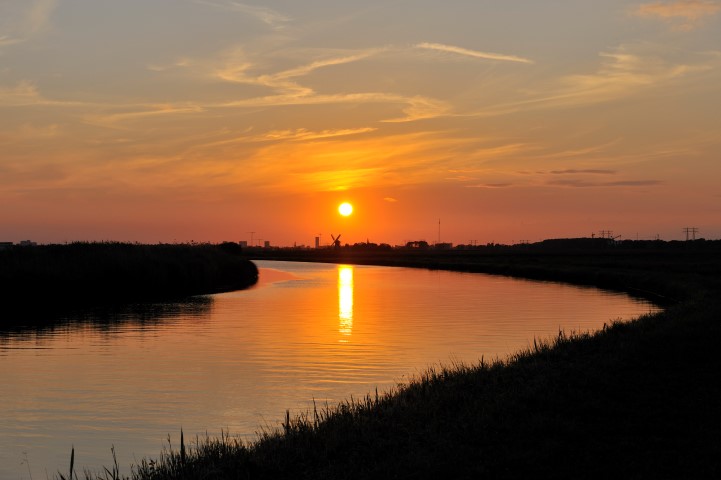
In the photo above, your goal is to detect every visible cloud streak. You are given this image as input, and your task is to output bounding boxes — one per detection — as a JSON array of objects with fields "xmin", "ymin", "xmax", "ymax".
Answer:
[
  {"xmin": 416, "ymin": 42, "xmax": 534, "ymax": 64},
  {"xmin": 0, "ymin": 35, "xmax": 22, "ymax": 48},
  {"xmin": 472, "ymin": 44, "xmax": 715, "ymax": 117},
  {"xmin": 634, "ymin": 1, "xmax": 721, "ymax": 30},
  {"xmin": 196, "ymin": 127, "xmax": 377, "ymax": 149},
  {"xmin": 274, "ymin": 49, "xmax": 384, "ymax": 80},
  {"xmin": 260, "ymin": 127, "xmax": 377, "ymax": 141},
  {"xmin": 467, "ymin": 183, "xmax": 514, "ymax": 189},
  {"xmin": 86, "ymin": 105, "xmax": 206, "ymax": 126},
  {"xmin": 0, "ymin": 81, "xmax": 82, "ymax": 107},
  {"xmin": 548, "ymin": 179, "xmax": 662, "ymax": 188},
  {"xmin": 214, "ymin": 47, "xmax": 385, "ymax": 98},
  {"xmin": 549, "ymin": 169, "xmax": 616, "ymax": 175},
  {"xmin": 238, "ymin": 131, "xmax": 478, "ymax": 192},
  {"xmin": 194, "ymin": 0, "xmax": 290, "ymax": 29},
  {"xmin": 0, "ymin": 0, "xmax": 56, "ymax": 50}
]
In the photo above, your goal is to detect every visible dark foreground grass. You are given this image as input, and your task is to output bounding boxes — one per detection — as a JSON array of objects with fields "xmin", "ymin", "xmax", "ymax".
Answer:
[
  {"xmin": 67, "ymin": 246, "xmax": 721, "ymax": 479},
  {"xmin": 0, "ymin": 242, "xmax": 257, "ymax": 324}
]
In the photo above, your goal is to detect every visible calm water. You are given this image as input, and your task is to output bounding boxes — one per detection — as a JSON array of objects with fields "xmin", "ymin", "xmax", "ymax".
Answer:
[{"xmin": 0, "ymin": 261, "xmax": 657, "ymax": 478}]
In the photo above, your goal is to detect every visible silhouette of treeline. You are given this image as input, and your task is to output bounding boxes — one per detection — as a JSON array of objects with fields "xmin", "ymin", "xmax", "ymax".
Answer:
[
  {"xmin": 0, "ymin": 242, "xmax": 257, "ymax": 320},
  {"xmin": 252, "ymin": 238, "xmax": 721, "ymax": 304},
  {"xmin": 74, "ymin": 241, "xmax": 721, "ymax": 479}
]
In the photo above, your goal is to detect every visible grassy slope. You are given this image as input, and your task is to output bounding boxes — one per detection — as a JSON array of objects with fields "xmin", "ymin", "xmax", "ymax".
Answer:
[{"xmin": 82, "ymin": 245, "xmax": 721, "ymax": 478}]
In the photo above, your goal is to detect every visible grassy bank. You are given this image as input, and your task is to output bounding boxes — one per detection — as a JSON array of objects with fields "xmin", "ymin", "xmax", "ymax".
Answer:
[
  {"xmin": 0, "ymin": 242, "xmax": 258, "ymax": 324},
  {"xmin": 69, "ymin": 245, "xmax": 721, "ymax": 478}
]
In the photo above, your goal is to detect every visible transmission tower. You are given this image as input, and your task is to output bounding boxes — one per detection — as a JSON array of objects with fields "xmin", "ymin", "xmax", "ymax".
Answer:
[{"xmin": 683, "ymin": 227, "xmax": 699, "ymax": 241}]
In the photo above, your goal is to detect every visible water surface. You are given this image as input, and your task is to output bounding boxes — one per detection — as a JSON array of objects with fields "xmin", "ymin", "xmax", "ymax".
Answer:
[{"xmin": 0, "ymin": 261, "xmax": 657, "ymax": 478}]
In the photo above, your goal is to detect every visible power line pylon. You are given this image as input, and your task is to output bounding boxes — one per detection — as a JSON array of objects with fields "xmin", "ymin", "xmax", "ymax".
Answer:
[{"xmin": 683, "ymin": 227, "xmax": 699, "ymax": 241}]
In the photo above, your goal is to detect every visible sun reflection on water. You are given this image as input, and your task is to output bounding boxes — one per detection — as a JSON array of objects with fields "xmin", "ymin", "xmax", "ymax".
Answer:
[{"xmin": 338, "ymin": 265, "xmax": 354, "ymax": 340}]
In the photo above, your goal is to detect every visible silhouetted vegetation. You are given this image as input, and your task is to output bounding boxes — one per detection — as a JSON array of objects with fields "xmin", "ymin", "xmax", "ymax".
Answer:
[
  {"xmin": 0, "ymin": 242, "xmax": 257, "ymax": 325},
  {"xmin": 65, "ymin": 241, "xmax": 720, "ymax": 479},
  {"xmin": 252, "ymin": 239, "xmax": 721, "ymax": 304}
]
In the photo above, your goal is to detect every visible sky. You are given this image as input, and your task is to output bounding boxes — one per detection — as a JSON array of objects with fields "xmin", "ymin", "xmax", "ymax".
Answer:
[{"xmin": 1, "ymin": 0, "xmax": 720, "ymax": 246}]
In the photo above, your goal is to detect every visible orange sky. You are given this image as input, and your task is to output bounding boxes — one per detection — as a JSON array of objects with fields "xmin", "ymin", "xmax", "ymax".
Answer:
[{"xmin": 1, "ymin": 1, "xmax": 720, "ymax": 245}]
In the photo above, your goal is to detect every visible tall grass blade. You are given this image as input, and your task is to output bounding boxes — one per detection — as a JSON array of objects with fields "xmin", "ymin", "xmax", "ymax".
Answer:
[
  {"xmin": 180, "ymin": 428, "xmax": 186, "ymax": 466},
  {"xmin": 69, "ymin": 446, "xmax": 75, "ymax": 480}
]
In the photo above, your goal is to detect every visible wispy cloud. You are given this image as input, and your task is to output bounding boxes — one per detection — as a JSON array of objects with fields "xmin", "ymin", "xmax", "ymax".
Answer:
[
  {"xmin": 467, "ymin": 183, "xmax": 514, "ymax": 189},
  {"xmin": 156, "ymin": 43, "xmax": 522, "ymax": 123},
  {"xmin": 86, "ymin": 104, "xmax": 206, "ymax": 127},
  {"xmin": 416, "ymin": 42, "xmax": 533, "ymax": 64},
  {"xmin": 215, "ymin": 47, "xmax": 383, "ymax": 94},
  {"xmin": 0, "ymin": 123, "xmax": 60, "ymax": 144},
  {"xmin": 194, "ymin": 0, "xmax": 290, "ymax": 29},
  {"xmin": 477, "ymin": 44, "xmax": 713, "ymax": 116},
  {"xmin": 0, "ymin": 35, "xmax": 22, "ymax": 48},
  {"xmin": 549, "ymin": 169, "xmax": 616, "ymax": 174},
  {"xmin": 383, "ymin": 95, "xmax": 452, "ymax": 122},
  {"xmin": 634, "ymin": 1, "xmax": 721, "ymax": 30},
  {"xmin": 218, "ymin": 91, "xmax": 451, "ymax": 122},
  {"xmin": 548, "ymin": 179, "xmax": 662, "ymax": 188},
  {"xmin": 27, "ymin": 0, "xmax": 57, "ymax": 33},
  {"xmin": 147, "ymin": 58, "xmax": 193, "ymax": 72},
  {"xmin": 196, "ymin": 127, "xmax": 377, "ymax": 149},
  {"xmin": 260, "ymin": 127, "xmax": 376, "ymax": 141},
  {"xmin": 237, "ymin": 131, "xmax": 477, "ymax": 192},
  {"xmin": 0, "ymin": 81, "xmax": 46, "ymax": 106},
  {"xmin": 559, "ymin": 48, "xmax": 705, "ymax": 101},
  {"xmin": 274, "ymin": 49, "xmax": 384, "ymax": 80},
  {"xmin": 0, "ymin": 0, "xmax": 56, "ymax": 50},
  {"xmin": 71, "ymin": 44, "xmax": 429, "ymax": 127}
]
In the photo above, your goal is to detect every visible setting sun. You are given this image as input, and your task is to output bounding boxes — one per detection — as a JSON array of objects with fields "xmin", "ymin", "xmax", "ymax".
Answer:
[{"xmin": 338, "ymin": 202, "xmax": 354, "ymax": 217}]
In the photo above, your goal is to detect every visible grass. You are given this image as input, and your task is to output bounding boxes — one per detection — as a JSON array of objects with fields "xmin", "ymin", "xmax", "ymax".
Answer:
[{"xmin": 52, "ymin": 242, "xmax": 721, "ymax": 478}]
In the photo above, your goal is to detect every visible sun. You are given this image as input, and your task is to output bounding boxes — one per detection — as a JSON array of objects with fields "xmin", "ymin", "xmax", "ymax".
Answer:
[{"xmin": 338, "ymin": 202, "xmax": 353, "ymax": 217}]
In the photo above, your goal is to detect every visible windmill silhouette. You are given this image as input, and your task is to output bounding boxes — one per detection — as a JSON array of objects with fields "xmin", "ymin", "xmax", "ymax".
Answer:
[{"xmin": 330, "ymin": 234, "xmax": 342, "ymax": 249}]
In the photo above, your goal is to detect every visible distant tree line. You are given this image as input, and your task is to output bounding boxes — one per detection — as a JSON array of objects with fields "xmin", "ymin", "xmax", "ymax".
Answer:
[{"xmin": 0, "ymin": 242, "xmax": 258, "ymax": 318}]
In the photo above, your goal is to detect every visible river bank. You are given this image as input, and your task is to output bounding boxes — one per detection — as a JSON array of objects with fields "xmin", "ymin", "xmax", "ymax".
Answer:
[
  {"xmin": 64, "ymin": 244, "xmax": 721, "ymax": 478},
  {"xmin": 0, "ymin": 242, "xmax": 258, "ymax": 325}
]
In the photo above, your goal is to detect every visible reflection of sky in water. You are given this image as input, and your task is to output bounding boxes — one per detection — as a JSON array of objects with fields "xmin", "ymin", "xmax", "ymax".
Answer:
[
  {"xmin": 0, "ymin": 260, "xmax": 658, "ymax": 478},
  {"xmin": 338, "ymin": 265, "xmax": 354, "ymax": 339}
]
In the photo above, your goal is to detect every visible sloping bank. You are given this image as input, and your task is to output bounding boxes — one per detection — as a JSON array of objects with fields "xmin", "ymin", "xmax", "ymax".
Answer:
[
  {"xmin": 0, "ymin": 242, "xmax": 258, "ymax": 324},
  {"xmin": 85, "ymin": 247, "xmax": 721, "ymax": 478}
]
